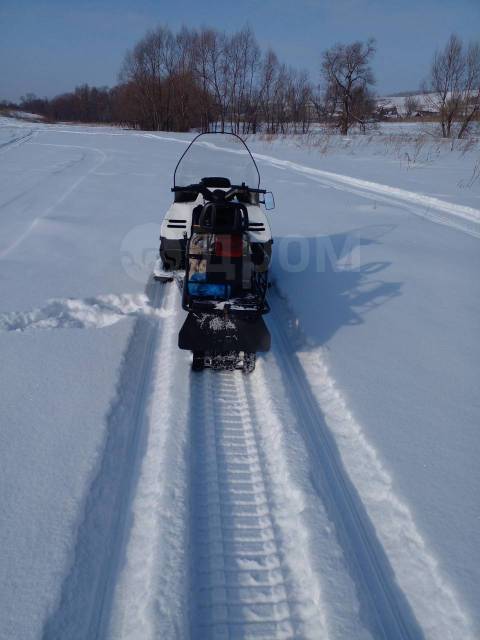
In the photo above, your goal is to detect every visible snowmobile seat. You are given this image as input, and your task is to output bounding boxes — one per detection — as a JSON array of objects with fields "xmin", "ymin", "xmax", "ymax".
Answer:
[{"xmin": 196, "ymin": 202, "xmax": 248, "ymax": 234}]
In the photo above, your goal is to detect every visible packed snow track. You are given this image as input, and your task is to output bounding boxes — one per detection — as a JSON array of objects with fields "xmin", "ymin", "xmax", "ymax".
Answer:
[{"xmin": 42, "ymin": 282, "xmax": 427, "ymax": 639}]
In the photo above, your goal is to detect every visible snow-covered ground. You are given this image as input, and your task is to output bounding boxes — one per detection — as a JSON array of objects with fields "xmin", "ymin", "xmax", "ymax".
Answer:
[
  {"xmin": 0, "ymin": 116, "xmax": 479, "ymax": 639},
  {"xmin": 0, "ymin": 110, "xmax": 46, "ymax": 122}
]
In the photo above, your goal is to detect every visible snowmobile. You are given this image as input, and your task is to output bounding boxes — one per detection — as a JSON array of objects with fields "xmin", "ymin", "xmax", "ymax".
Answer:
[{"xmin": 154, "ymin": 132, "xmax": 275, "ymax": 372}]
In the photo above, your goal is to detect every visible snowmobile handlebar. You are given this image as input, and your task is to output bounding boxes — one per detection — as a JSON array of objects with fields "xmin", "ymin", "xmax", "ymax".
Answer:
[{"xmin": 172, "ymin": 183, "xmax": 266, "ymax": 203}]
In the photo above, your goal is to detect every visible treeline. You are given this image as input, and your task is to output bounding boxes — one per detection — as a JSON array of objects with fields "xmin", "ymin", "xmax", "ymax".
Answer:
[
  {"xmin": 18, "ymin": 26, "xmax": 317, "ymax": 134},
  {"xmin": 17, "ymin": 86, "xmax": 116, "ymax": 123},
  {"xmin": 11, "ymin": 27, "xmax": 480, "ymax": 138}
]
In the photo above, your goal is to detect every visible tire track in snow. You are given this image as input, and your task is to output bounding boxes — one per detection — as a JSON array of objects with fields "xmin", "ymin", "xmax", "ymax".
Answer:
[
  {"xmin": 105, "ymin": 284, "xmax": 192, "ymax": 640},
  {"xmin": 189, "ymin": 369, "xmax": 327, "ymax": 639},
  {"xmin": 36, "ymin": 277, "xmax": 472, "ymax": 639},
  {"xmin": 42, "ymin": 278, "xmax": 168, "ymax": 640},
  {"xmin": 99, "ymin": 286, "xmax": 326, "ymax": 640},
  {"xmin": 0, "ymin": 128, "xmax": 36, "ymax": 154},
  {"xmin": 252, "ymin": 151, "xmax": 480, "ymax": 239},
  {"xmin": 98, "ymin": 285, "xmax": 449, "ymax": 639},
  {"xmin": 266, "ymin": 298, "xmax": 424, "ymax": 640},
  {"xmin": 267, "ymin": 291, "xmax": 474, "ymax": 640},
  {"xmin": 0, "ymin": 140, "xmax": 107, "ymax": 259}
]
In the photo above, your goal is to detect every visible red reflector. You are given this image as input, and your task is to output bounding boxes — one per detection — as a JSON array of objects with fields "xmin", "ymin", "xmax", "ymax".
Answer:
[{"xmin": 215, "ymin": 234, "xmax": 243, "ymax": 257}]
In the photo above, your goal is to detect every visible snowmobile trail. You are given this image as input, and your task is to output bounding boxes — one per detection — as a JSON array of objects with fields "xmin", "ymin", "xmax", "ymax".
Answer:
[
  {"xmin": 0, "ymin": 127, "xmax": 36, "ymax": 154},
  {"xmin": 106, "ymin": 283, "xmax": 192, "ymax": 640},
  {"xmin": 252, "ymin": 152, "xmax": 480, "ymax": 239},
  {"xmin": 41, "ymin": 282, "xmax": 468, "ymax": 640},
  {"xmin": 42, "ymin": 278, "xmax": 168, "ymax": 640},
  {"xmin": 188, "ymin": 367, "xmax": 327, "ymax": 639},
  {"xmin": 187, "ymin": 309, "xmax": 428, "ymax": 640},
  {"xmin": 263, "ymin": 291, "xmax": 473, "ymax": 640},
  {"xmin": 107, "ymin": 303, "xmax": 325, "ymax": 640},
  {"xmin": 0, "ymin": 138, "xmax": 107, "ymax": 259},
  {"xmin": 101, "ymin": 286, "xmax": 427, "ymax": 639},
  {"xmin": 266, "ymin": 298, "xmax": 425, "ymax": 640},
  {"xmin": 104, "ymin": 280, "xmax": 326, "ymax": 639}
]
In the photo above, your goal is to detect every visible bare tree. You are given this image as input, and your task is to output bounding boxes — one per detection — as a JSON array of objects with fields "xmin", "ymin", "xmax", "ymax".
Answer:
[
  {"xmin": 192, "ymin": 28, "xmax": 221, "ymax": 131},
  {"xmin": 311, "ymin": 82, "xmax": 337, "ymax": 124},
  {"xmin": 424, "ymin": 34, "xmax": 464, "ymax": 137},
  {"xmin": 286, "ymin": 70, "xmax": 313, "ymax": 133},
  {"xmin": 424, "ymin": 34, "xmax": 480, "ymax": 138},
  {"xmin": 258, "ymin": 50, "xmax": 279, "ymax": 133},
  {"xmin": 194, "ymin": 28, "xmax": 231, "ymax": 132},
  {"xmin": 458, "ymin": 41, "xmax": 480, "ymax": 138},
  {"xmin": 321, "ymin": 39, "xmax": 376, "ymax": 134},
  {"xmin": 350, "ymin": 86, "xmax": 376, "ymax": 132},
  {"xmin": 271, "ymin": 63, "xmax": 290, "ymax": 133},
  {"xmin": 229, "ymin": 26, "xmax": 261, "ymax": 134},
  {"xmin": 404, "ymin": 95, "xmax": 420, "ymax": 117}
]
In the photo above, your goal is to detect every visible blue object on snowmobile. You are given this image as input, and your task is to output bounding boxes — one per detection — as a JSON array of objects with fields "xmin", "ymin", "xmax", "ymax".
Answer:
[{"xmin": 187, "ymin": 272, "xmax": 231, "ymax": 299}]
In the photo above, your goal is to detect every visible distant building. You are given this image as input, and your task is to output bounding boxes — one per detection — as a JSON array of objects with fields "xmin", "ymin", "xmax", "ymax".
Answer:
[{"xmin": 377, "ymin": 105, "xmax": 399, "ymax": 119}]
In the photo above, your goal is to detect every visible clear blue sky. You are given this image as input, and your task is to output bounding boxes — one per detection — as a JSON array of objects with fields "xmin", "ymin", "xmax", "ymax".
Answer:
[{"xmin": 1, "ymin": 0, "xmax": 479, "ymax": 102}]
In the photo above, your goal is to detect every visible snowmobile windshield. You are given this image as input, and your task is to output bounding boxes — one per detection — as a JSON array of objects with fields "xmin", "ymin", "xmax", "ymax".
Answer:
[{"xmin": 174, "ymin": 132, "xmax": 260, "ymax": 190}]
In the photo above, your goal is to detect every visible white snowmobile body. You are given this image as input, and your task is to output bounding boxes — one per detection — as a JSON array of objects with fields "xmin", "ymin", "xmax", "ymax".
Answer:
[
  {"xmin": 162, "ymin": 193, "xmax": 271, "ymax": 244},
  {"xmin": 154, "ymin": 132, "xmax": 274, "ymax": 372},
  {"xmin": 158, "ymin": 191, "xmax": 272, "ymax": 272}
]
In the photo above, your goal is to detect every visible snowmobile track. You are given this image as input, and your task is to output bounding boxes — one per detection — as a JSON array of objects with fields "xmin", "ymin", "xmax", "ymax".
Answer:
[
  {"xmin": 42, "ymin": 278, "xmax": 167, "ymax": 640},
  {"xmin": 0, "ymin": 128, "xmax": 36, "ymax": 154},
  {"xmin": 0, "ymin": 137, "xmax": 108, "ymax": 259},
  {"xmin": 267, "ymin": 293, "xmax": 425, "ymax": 640},
  {"xmin": 42, "ymin": 282, "xmax": 426, "ymax": 640},
  {"xmin": 189, "ymin": 370, "xmax": 306, "ymax": 639}
]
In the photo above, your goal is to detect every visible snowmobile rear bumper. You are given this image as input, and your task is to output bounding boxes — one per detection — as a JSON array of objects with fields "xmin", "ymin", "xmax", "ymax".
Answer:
[{"xmin": 178, "ymin": 312, "xmax": 270, "ymax": 353}]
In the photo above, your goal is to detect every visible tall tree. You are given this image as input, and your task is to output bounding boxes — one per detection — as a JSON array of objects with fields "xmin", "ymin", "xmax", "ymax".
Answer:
[
  {"xmin": 321, "ymin": 39, "xmax": 376, "ymax": 134},
  {"xmin": 424, "ymin": 34, "xmax": 480, "ymax": 138}
]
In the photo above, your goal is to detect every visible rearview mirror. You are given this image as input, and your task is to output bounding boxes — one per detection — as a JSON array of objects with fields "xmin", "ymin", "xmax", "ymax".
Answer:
[{"xmin": 263, "ymin": 192, "xmax": 275, "ymax": 210}]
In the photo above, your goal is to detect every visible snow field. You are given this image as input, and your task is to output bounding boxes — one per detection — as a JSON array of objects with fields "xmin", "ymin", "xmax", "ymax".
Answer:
[{"xmin": 0, "ymin": 117, "xmax": 478, "ymax": 639}]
